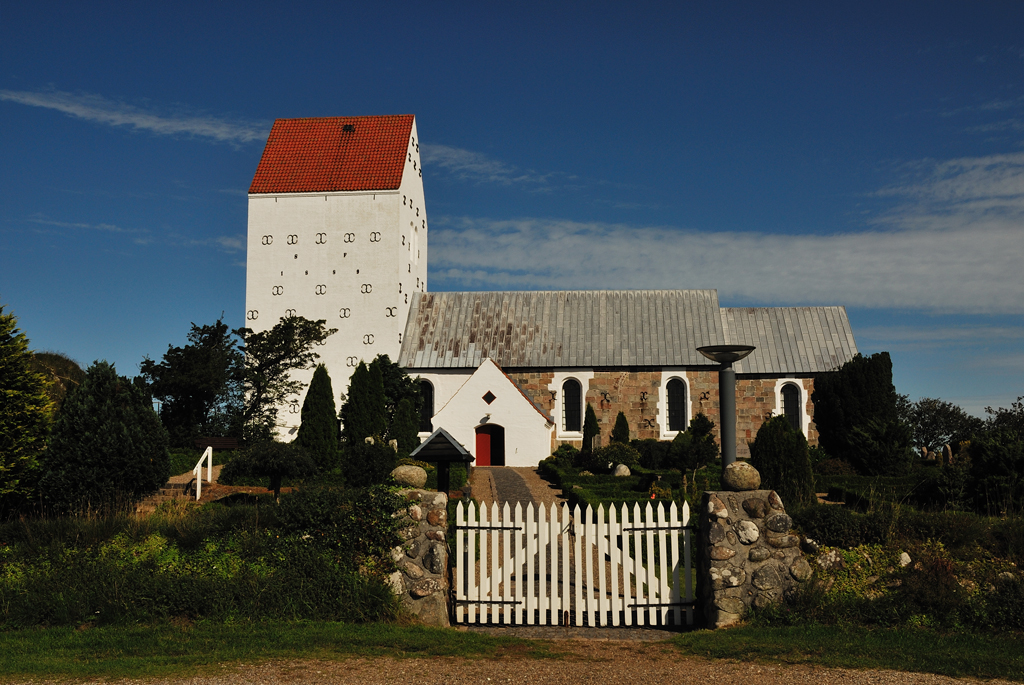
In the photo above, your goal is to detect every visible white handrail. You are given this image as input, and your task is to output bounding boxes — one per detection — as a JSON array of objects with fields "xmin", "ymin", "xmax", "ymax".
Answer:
[{"xmin": 192, "ymin": 446, "xmax": 213, "ymax": 501}]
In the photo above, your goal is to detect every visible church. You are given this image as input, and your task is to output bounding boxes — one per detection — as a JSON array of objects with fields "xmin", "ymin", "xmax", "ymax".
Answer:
[{"xmin": 245, "ymin": 115, "xmax": 859, "ymax": 466}]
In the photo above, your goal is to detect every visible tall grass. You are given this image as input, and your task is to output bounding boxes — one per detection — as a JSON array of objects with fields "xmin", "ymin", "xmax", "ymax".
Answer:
[{"xmin": 0, "ymin": 490, "xmax": 402, "ymax": 628}]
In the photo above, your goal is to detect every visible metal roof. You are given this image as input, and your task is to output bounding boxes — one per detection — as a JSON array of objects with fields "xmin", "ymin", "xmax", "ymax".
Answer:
[
  {"xmin": 720, "ymin": 307, "xmax": 859, "ymax": 375},
  {"xmin": 399, "ymin": 290, "xmax": 726, "ymax": 369}
]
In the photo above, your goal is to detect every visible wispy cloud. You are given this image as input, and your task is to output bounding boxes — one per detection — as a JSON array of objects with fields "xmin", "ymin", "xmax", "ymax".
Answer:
[
  {"xmin": 28, "ymin": 215, "xmax": 243, "ymax": 253},
  {"xmin": 429, "ymin": 216, "xmax": 1023, "ymax": 313},
  {"xmin": 0, "ymin": 89, "xmax": 268, "ymax": 145},
  {"xmin": 429, "ymin": 148, "xmax": 1024, "ymax": 313},
  {"xmin": 422, "ymin": 144, "xmax": 556, "ymax": 187}
]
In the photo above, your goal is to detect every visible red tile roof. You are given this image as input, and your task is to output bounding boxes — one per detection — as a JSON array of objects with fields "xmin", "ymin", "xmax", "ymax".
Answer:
[{"xmin": 249, "ymin": 115, "xmax": 414, "ymax": 194}]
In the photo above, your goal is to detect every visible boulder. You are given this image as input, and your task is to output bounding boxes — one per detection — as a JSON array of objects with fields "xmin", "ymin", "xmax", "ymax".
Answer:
[
  {"xmin": 392, "ymin": 465, "xmax": 428, "ymax": 488},
  {"xmin": 722, "ymin": 462, "xmax": 761, "ymax": 491},
  {"xmin": 613, "ymin": 464, "xmax": 631, "ymax": 477}
]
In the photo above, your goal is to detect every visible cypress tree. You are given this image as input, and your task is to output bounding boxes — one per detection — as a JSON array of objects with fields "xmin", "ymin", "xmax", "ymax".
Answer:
[
  {"xmin": 339, "ymin": 361, "xmax": 387, "ymax": 444},
  {"xmin": 611, "ymin": 411, "xmax": 630, "ymax": 444},
  {"xmin": 389, "ymin": 397, "xmax": 421, "ymax": 459},
  {"xmin": 0, "ymin": 305, "xmax": 53, "ymax": 504},
  {"xmin": 582, "ymin": 403, "xmax": 600, "ymax": 454},
  {"xmin": 41, "ymin": 361, "xmax": 170, "ymax": 513},
  {"xmin": 811, "ymin": 352, "xmax": 900, "ymax": 467},
  {"xmin": 749, "ymin": 415, "xmax": 815, "ymax": 507},
  {"xmin": 297, "ymin": 364, "xmax": 339, "ymax": 471}
]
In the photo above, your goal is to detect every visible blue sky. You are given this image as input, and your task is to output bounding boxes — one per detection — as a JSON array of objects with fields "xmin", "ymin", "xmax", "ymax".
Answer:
[{"xmin": 2, "ymin": 1, "xmax": 1023, "ymax": 416}]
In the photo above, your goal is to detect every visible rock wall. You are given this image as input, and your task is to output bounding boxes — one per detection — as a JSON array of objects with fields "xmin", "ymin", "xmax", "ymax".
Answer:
[
  {"xmin": 391, "ymin": 489, "xmax": 449, "ymax": 626},
  {"xmin": 700, "ymin": 488, "xmax": 813, "ymax": 628}
]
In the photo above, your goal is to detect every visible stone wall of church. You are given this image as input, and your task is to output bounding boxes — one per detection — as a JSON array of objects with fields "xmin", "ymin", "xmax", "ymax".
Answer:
[{"xmin": 509, "ymin": 369, "xmax": 818, "ymax": 460}]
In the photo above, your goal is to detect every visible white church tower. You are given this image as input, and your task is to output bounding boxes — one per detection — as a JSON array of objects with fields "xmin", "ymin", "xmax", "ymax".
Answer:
[{"xmin": 245, "ymin": 115, "xmax": 427, "ymax": 437}]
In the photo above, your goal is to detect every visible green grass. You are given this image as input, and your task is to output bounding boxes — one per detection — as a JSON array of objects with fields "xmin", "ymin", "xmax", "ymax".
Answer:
[
  {"xmin": 672, "ymin": 624, "xmax": 1024, "ymax": 681},
  {"xmin": 3, "ymin": 621, "xmax": 1024, "ymax": 681},
  {"xmin": 0, "ymin": 622, "xmax": 552, "ymax": 681}
]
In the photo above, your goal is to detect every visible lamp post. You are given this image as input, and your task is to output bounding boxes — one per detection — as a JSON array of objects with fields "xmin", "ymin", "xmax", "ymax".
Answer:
[{"xmin": 697, "ymin": 345, "xmax": 756, "ymax": 469}]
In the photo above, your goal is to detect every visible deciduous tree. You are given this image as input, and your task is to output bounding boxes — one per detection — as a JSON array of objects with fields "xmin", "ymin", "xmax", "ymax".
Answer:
[
  {"xmin": 140, "ymin": 319, "xmax": 243, "ymax": 447},
  {"xmin": 234, "ymin": 316, "xmax": 336, "ymax": 442}
]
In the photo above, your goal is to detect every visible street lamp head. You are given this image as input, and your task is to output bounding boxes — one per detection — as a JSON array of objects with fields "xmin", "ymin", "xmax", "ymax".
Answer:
[{"xmin": 697, "ymin": 345, "xmax": 756, "ymax": 364}]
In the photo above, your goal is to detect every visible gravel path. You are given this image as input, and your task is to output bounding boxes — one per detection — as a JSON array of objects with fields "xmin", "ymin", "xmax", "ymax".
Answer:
[{"xmin": 25, "ymin": 642, "xmax": 1015, "ymax": 684}]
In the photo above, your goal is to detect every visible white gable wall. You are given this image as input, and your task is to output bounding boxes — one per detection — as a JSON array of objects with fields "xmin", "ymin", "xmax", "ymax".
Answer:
[{"xmin": 429, "ymin": 360, "xmax": 553, "ymax": 467}]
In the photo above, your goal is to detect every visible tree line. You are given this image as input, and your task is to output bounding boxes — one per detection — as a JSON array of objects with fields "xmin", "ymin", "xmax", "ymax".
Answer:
[{"xmin": 1, "ymin": 303, "xmax": 422, "ymax": 516}]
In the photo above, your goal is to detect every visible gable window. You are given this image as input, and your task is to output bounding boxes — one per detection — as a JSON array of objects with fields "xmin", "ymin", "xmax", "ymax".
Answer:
[
  {"xmin": 667, "ymin": 378, "xmax": 688, "ymax": 431},
  {"xmin": 419, "ymin": 380, "xmax": 434, "ymax": 433},
  {"xmin": 562, "ymin": 378, "xmax": 582, "ymax": 432},
  {"xmin": 781, "ymin": 383, "xmax": 801, "ymax": 433}
]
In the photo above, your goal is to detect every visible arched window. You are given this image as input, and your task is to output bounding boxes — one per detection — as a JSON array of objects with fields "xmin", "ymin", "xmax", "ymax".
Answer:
[
  {"xmin": 562, "ymin": 378, "xmax": 582, "ymax": 432},
  {"xmin": 667, "ymin": 378, "xmax": 688, "ymax": 432},
  {"xmin": 781, "ymin": 383, "xmax": 801, "ymax": 433},
  {"xmin": 419, "ymin": 380, "xmax": 434, "ymax": 433}
]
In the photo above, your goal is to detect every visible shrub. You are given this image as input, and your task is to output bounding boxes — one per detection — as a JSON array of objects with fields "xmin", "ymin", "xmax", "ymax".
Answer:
[
  {"xmin": 550, "ymin": 443, "xmax": 580, "ymax": 465},
  {"xmin": 594, "ymin": 441, "xmax": 641, "ymax": 470},
  {"xmin": 582, "ymin": 403, "xmax": 599, "ymax": 454},
  {"xmin": 343, "ymin": 438, "xmax": 398, "ymax": 488},
  {"xmin": 41, "ymin": 361, "xmax": 169, "ymax": 514},
  {"xmin": 669, "ymin": 413, "xmax": 718, "ymax": 472},
  {"xmin": 848, "ymin": 419, "xmax": 915, "ymax": 476},
  {"xmin": 632, "ymin": 439, "xmax": 671, "ymax": 469},
  {"xmin": 749, "ymin": 415, "xmax": 816, "ymax": 507},
  {"xmin": 220, "ymin": 440, "xmax": 317, "ymax": 500},
  {"xmin": 611, "ymin": 411, "xmax": 630, "ymax": 443},
  {"xmin": 297, "ymin": 364, "xmax": 340, "ymax": 472}
]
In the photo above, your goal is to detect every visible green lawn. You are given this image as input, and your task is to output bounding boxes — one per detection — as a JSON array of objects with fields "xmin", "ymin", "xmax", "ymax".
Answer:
[
  {"xmin": 2, "ymin": 621, "xmax": 1023, "ymax": 682},
  {"xmin": 672, "ymin": 624, "xmax": 1024, "ymax": 681}
]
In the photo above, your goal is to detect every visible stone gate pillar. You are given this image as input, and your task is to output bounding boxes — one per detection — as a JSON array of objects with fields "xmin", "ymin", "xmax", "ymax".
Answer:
[{"xmin": 699, "ymin": 463, "xmax": 813, "ymax": 628}]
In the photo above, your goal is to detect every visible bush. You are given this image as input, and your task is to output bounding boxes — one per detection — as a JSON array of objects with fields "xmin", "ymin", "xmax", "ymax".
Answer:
[
  {"xmin": 848, "ymin": 419, "xmax": 915, "ymax": 476},
  {"xmin": 550, "ymin": 443, "xmax": 580, "ymax": 465},
  {"xmin": 611, "ymin": 411, "xmax": 630, "ymax": 443},
  {"xmin": 41, "ymin": 361, "xmax": 170, "ymax": 514},
  {"xmin": 749, "ymin": 415, "xmax": 816, "ymax": 507},
  {"xmin": 594, "ymin": 441, "xmax": 641, "ymax": 470},
  {"xmin": 296, "ymin": 364, "xmax": 340, "ymax": 472},
  {"xmin": 343, "ymin": 439, "xmax": 398, "ymax": 488},
  {"xmin": 632, "ymin": 439, "xmax": 672, "ymax": 469},
  {"xmin": 669, "ymin": 413, "xmax": 718, "ymax": 471},
  {"xmin": 0, "ymin": 503, "xmax": 399, "ymax": 626},
  {"xmin": 220, "ymin": 440, "xmax": 317, "ymax": 499},
  {"xmin": 582, "ymin": 403, "xmax": 599, "ymax": 454}
]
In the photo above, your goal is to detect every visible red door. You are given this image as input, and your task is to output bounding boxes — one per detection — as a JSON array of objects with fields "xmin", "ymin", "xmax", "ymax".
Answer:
[{"xmin": 475, "ymin": 428, "xmax": 491, "ymax": 466}]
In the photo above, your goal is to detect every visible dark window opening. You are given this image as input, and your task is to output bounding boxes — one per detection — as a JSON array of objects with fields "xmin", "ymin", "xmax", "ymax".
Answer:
[
  {"xmin": 562, "ymin": 379, "xmax": 582, "ymax": 432},
  {"xmin": 782, "ymin": 383, "xmax": 801, "ymax": 433},
  {"xmin": 667, "ymin": 378, "xmax": 687, "ymax": 432},
  {"xmin": 419, "ymin": 380, "xmax": 434, "ymax": 433}
]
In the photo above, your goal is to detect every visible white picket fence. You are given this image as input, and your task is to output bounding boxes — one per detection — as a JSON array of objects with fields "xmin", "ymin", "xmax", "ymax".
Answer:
[{"xmin": 454, "ymin": 500, "xmax": 692, "ymax": 627}]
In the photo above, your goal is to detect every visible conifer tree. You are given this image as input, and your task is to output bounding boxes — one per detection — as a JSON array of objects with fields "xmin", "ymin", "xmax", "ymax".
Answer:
[
  {"xmin": 749, "ymin": 415, "xmax": 815, "ymax": 507},
  {"xmin": 389, "ymin": 397, "xmax": 421, "ymax": 459},
  {"xmin": 297, "ymin": 364, "xmax": 339, "ymax": 471},
  {"xmin": 41, "ymin": 361, "xmax": 170, "ymax": 513},
  {"xmin": 339, "ymin": 361, "xmax": 387, "ymax": 444},
  {"xmin": 0, "ymin": 305, "xmax": 53, "ymax": 503},
  {"xmin": 582, "ymin": 403, "xmax": 600, "ymax": 454},
  {"xmin": 611, "ymin": 411, "xmax": 630, "ymax": 444},
  {"xmin": 811, "ymin": 352, "xmax": 901, "ymax": 468}
]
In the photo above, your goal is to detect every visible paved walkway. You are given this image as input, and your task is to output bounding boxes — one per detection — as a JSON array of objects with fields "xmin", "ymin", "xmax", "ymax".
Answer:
[{"xmin": 469, "ymin": 467, "xmax": 566, "ymax": 510}]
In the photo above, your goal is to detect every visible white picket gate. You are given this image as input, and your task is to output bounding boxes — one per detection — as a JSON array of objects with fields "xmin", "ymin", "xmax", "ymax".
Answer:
[{"xmin": 453, "ymin": 501, "xmax": 692, "ymax": 627}]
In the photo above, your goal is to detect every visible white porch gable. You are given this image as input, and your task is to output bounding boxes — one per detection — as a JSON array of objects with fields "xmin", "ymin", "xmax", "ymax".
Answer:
[{"xmin": 431, "ymin": 359, "xmax": 553, "ymax": 467}]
